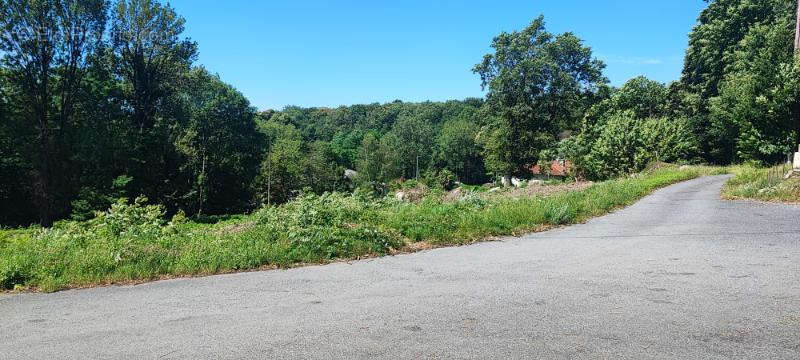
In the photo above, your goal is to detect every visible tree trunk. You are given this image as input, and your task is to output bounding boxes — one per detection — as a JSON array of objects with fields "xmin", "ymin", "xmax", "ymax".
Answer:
[
  {"xmin": 37, "ymin": 127, "xmax": 54, "ymax": 227},
  {"xmin": 267, "ymin": 150, "xmax": 272, "ymax": 206},
  {"xmin": 198, "ymin": 155, "xmax": 206, "ymax": 217}
]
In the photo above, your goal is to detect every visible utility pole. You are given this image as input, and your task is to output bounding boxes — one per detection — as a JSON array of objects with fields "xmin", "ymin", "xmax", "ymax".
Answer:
[
  {"xmin": 795, "ymin": 0, "xmax": 800, "ymax": 51},
  {"xmin": 266, "ymin": 137, "xmax": 271, "ymax": 206}
]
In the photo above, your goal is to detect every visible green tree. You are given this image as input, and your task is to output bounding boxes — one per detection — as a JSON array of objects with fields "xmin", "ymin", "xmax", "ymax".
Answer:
[
  {"xmin": 613, "ymin": 76, "xmax": 668, "ymax": 119},
  {"xmin": 473, "ymin": 16, "xmax": 607, "ymax": 179},
  {"xmin": 306, "ymin": 140, "xmax": 346, "ymax": 194},
  {"xmin": 583, "ymin": 111, "xmax": 649, "ymax": 179},
  {"xmin": 176, "ymin": 68, "xmax": 263, "ymax": 215},
  {"xmin": 0, "ymin": 0, "xmax": 107, "ymax": 225},
  {"xmin": 110, "ymin": 0, "xmax": 198, "ymax": 208},
  {"xmin": 436, "ymin": 118, "xmax": 486, "ymax": 184},
  {"xmin": 709, "ymin": 20, "xmax": 798, "ymax": 164},
  {"xmin": 355, "ymin": 132, "xmax": 384, "ymax": 183},
  {"xmin": 681, "ymin": 0, "xmax": 797, "ymax": 163},
  {"xmin": 257, "ymin": 126, "xmax": 305, "ymax": 205},
  {"xmin": 390, "ymin": 113, "xmax": 434, "ymax": 179}
]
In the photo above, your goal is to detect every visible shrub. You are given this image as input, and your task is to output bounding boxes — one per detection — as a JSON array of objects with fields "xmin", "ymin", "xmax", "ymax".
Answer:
[
  {"xmin": 578, "ymin": 112, "xmax": 699, "ymax": 180},
  {"xmin": 423, "ymin": 169, "xmax": 458, "ymax": 190}
]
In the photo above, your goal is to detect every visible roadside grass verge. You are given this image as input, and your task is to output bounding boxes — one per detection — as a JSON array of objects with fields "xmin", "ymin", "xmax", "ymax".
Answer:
[
  {"xmin": 722, "ymin": 164, "xmax": 800, "ymax": 203},
  {"xmin": 1, "ymin": 165, "xmax": 720, "ymax": 292}
]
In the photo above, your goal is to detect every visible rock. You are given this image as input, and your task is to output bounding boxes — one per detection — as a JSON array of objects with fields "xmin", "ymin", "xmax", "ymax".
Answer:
[
  {"xmin": 511, "ymin": 177, "xmax": 523, "ymax": 188},
  {"xmin": 500, "ymin": 176, "xmax": 511, "ymax": 187},
  {"xmin": 344, "ymin": 169, "xmax": 358, "ymax": 180},
  {"xmin": 794, "ymin": 149, "xmax": 800, "ymax": 170},
  {"xmin": 528, "ymin": 180, "xmax": 544, "ymax": 186},
  {"xmin": 443, "ymin": 187, "xmax": 463, "ymax": 202},
  {"xmin": 395, "ymin": 187, "xmax": 426, "ymax": 203},
  {"xmin": 488, "ymin": 187, "xmax": 502, "ymax": 193}
]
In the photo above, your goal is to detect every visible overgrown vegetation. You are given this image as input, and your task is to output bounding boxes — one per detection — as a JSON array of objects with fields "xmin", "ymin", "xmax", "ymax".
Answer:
[
  {"xmin": 0, "ymin": 1, "xmax": 797, "ymax": 292},
  {"xmin": 2, "ymin": 0, "xmax": 798, "ymax": 227},
  {"xmin": 0, "ymin": 166, "xmax": 721, "ymax": 292},
  {"xmin": 722, "ymin": 165, "xmax": 800, "ymax": 203}
]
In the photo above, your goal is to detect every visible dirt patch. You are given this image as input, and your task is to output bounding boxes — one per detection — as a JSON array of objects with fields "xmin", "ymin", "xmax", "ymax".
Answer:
[
  {"xmin": 399, "ymin": 241, "xmax": 434, "ymax": 252},
  {"xmin": 483, "ymin": 181, "xmax": 593, "ymax": 200},
  {"xmin": 442, "ymin": 187, "xmax": 464, "ymax": 202}
]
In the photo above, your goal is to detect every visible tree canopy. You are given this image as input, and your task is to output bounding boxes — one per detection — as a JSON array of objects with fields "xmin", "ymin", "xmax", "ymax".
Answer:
[
  {"xmin": 473, "ymin": 16, "xmax": 607, "ymax": 177},
  {"xmin": 1, "ymin": 1, "xmax": 799, "ymax": 227}
]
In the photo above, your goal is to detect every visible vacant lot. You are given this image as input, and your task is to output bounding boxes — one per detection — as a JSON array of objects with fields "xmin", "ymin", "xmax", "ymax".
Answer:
[
  {"xmin": 1, "ymin": 166, "xmax": 723, "ymax": 292},
  {"xmin": 2, "ymin": 175, "xmax": 798, "ymax": 359}
]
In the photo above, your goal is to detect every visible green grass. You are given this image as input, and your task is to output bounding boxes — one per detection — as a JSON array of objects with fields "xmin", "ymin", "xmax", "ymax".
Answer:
[
  {"xmin": 722, "ymin": 164, "xmax": 800, "ymax": 203},
  {"xmin": 0, "ymin": 165, "xmax": 721, "ymax": 292}
]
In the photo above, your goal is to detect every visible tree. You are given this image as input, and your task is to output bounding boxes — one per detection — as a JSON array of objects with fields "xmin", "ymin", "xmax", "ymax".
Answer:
[
  {"xmin": 708, "ymin": 8, "xmax": 798, "ymax": 164},
  {"xmin": 355, "ymin": 132, "xmax": 384, "ymax": 183},
  {"xmin": 176, "ymin": 68, "xmax": 263, "ymax": 215},
  {"xmin": 436, "ymin": 118, "xmax": 486, "ymax": 184},
  {"xmin": 0, "ymin": 0, "xmax": 107, "ymax": 225},
  {"xmin": 110, "ymin": 0, "xmax": 198, "ymax": 208},
  {"xmin": 305, "ymin": 140, "xmax": 346, "ymax": 194},
  {"xmin": 473, "ymin": 16, "xmax": 607, "ymax": 179},
  {"xmin": 613, "ymin": 76, "xmax": 668, "ymax": 119},
  {"xmin": 330, "ymin": 129, "xmax": 364, "ymax": 170},
  {"xmin": 0, "ymin": 68, "xmax": 37, "ymax": 225},
  {"xmin": 681, "ymin": 0, "xmax": 797, "ymax": 163},
  {"xmin": 390, "ymin": 113, "xmax": 434, "ymax": 179},
  {"xmin": 256, "ymin": 123, "xmax": 304, "ymax": 205}
]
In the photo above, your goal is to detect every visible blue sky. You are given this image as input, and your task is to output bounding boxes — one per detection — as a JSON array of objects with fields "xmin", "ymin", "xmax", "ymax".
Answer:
[{"xmin": 169, "ymin": 0, "xmax": 707, "ymax": 110}]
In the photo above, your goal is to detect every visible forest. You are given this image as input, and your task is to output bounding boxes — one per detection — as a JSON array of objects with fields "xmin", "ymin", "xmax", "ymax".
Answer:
[{"xmin": 1, "ymin": 0, "xmax": 799, "ymax": 228}]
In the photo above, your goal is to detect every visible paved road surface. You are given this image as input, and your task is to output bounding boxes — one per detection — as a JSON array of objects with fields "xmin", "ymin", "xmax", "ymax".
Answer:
[{"xmin": 2, "ymin": 175, "xmax": 799, "ymax": 359}]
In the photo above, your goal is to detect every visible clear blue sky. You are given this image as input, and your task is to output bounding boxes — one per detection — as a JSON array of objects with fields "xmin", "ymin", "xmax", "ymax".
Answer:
[{"xmin": 169, "ymin": 0, "xmax": 707, "ymax": 111}]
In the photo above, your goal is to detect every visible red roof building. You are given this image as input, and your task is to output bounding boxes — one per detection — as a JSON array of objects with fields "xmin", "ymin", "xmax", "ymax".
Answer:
[{"xmin": 530, "ymin": 160, "xmax": 573, "ymax": 177}]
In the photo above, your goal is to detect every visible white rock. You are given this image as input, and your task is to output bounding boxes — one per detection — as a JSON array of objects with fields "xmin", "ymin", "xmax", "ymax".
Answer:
[
  {"xmin": 488, "ymin": 187, "xmax": 502, "ymax": 193},
  {"xmin": 511, "ymin": 177, "xmax": 523, "ymax": 188},
  {"xmin": 395, "ymin": 191, "xmax": 406, "ymax": 201}
]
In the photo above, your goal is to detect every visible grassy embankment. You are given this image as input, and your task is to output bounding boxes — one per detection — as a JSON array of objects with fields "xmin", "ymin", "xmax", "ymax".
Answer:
[
  {"xmin": 722, "ymin": 164, "xmax": 800, "ymax": 203},
  {"xmin": 0, "ymin": 165, "xmax": 725, "ymax": 292}
]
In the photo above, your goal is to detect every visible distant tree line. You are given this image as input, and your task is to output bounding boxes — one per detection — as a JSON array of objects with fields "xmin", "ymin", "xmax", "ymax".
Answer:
[{"xmin": 1, "ymin": 0, "xmax": 798, "ymax": 226}]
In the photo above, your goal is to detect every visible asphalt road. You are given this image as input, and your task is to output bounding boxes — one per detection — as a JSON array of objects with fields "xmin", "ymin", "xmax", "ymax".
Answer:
[{"xmin": 2, "ymin": 175, "xmax": 800, "ymax": 359}]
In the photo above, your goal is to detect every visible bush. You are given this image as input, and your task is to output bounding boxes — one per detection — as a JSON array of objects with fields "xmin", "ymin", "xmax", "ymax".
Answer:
[
  {"xmin": 70, "ymin": 175, "xmax": 133, "ymax": 221},
  {"xmin": 578, "ymin": 112, "xmax": 699, "ymax": 180},
  {"xmin": 254, "ymin": 192, "xmax": 401, "ymax": 259},
  {"xmin": 0, "ymin": 167, "xmax": 710, "ymax": 292},
  {"xmin": 0, "ymin": 196, "xmax": 168, "ymax": 291},
  {"xmin": 582, "ymin": 111, "xmax": 649, "ymax": 179},
  {"xmin": 423, "ymin": 169, "xmax": 457, "ymax": 190}
]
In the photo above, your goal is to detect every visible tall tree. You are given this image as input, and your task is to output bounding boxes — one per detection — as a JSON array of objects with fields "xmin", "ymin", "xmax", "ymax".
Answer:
[
  {"xmin": 473, "ymin": 16, "xmax": 606, "ymax": 179},
  {"xmin": 176, "ymin": 68, "xmax": 263, "ymax": 215},
  {"xmin": 110, "ymin": 0, "xmax": 197, "ymax": 207},
  {"xmin": 0, "ymin": 0, "xmax": 107, "ymax": 225},
  {"xmin": 389, "ymin": 113, "xmax": 434, "ymax": 179},
  {"xmin": 681, "ymin": 0, "xmax": 797, "ymax": 163},
  {"xmin": 436, "ymin": 118, "xmax": 486, "ymax": 184}
]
